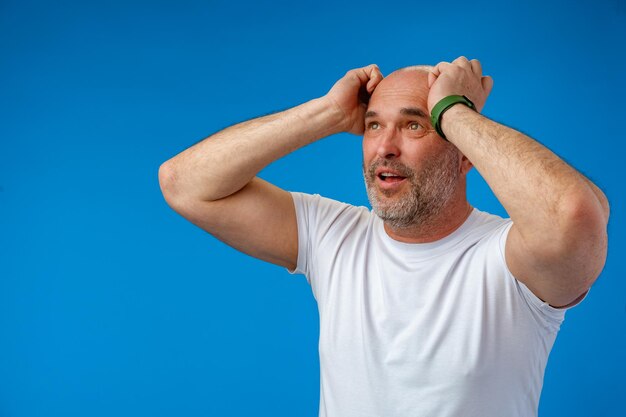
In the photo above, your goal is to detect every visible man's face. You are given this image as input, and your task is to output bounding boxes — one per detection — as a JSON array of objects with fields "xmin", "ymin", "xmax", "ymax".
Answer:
[{"xmin": 362, "ymin": 69, "xmax": 463, "ymax": 228}]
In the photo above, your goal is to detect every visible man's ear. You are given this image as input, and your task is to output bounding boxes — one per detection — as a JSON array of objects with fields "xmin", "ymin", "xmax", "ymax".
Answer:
[{"xmin": 460, "ymin": 154, "xmax": 473, "ymax": 175}]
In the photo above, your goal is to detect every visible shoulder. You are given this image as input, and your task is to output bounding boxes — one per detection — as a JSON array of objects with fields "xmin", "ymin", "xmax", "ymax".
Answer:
[
  {"xmin": 291, "ymin": 191, "xmax": 368, "ymax": 212},
  {"xmin": 290, "ymin": 191, "xmax": 373, "ymax": 241},
  {"xmin": 288, "ymin": 192, "xmax": 374, "ymax": 278},
  {"xmin": 291, "ymin": 192, "xmax": 371, "ymax": 223}
]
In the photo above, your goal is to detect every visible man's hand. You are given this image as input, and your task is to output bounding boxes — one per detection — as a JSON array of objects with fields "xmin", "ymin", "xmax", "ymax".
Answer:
[
  {"xmin": 427, "ymin": 56, "xmax": 494, "ymax": 113},
  {"xmin": 324, "ymin": 64, "xmax": 384, "ymax": 135}
]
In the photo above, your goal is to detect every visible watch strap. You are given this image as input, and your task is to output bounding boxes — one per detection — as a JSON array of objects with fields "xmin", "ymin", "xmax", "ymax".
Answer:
[{"xmin": 430, "ymin": 95, "xmax": 476, "ymax": 141}]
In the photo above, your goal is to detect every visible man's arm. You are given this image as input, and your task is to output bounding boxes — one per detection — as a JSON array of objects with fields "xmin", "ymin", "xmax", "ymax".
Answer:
[
  {"xmin": 158, "ymin": 65, "xmax": 383, "ymax": 271},
  {"xmin": 428, "ymin": 57, "xmax": 609, "ymax": 308}
]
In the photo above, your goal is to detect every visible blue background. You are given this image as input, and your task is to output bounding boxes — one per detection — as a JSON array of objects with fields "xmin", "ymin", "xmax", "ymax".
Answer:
[{"xmin": 1, "ymin": 0, "xmax": 624, "ymax": 416}]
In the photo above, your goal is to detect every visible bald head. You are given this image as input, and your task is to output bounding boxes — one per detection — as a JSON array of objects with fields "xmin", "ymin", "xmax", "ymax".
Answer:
[
  {"xmin": 395, "ymin": 65, "xmax": 434, "ymax": 74},
  {"xmin": 370, "ymin": 65, "xmax": 433, "ymax": 98},
  {"xmin": 367, "ymin": 65, "xmax": 432, "ymax": 118}
]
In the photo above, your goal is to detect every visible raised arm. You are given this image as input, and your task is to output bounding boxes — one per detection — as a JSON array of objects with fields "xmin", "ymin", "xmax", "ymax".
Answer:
[
  {"xmin": 158, "ymin": 65, "xmax": 383, "ymax": 270},
  {"xmin": 427, "ymin": 56, "xmax": 609, "ymax": 308}
]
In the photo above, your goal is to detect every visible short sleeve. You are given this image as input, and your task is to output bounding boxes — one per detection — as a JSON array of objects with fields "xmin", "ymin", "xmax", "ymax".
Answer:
[
  {"xmin": 284, "ymin": 192, "xmax": 353, "ymax": 276},
  {"xmin": 286, "ymin": 192, "xmax": 315, "ymax": 278},
  {"xmin": 285, "ymin": 192, "xmax": 369, "ymax": 292},
  {"xmin": 496, "ymin": 222, "xmax": 590, "ymax": 332}
]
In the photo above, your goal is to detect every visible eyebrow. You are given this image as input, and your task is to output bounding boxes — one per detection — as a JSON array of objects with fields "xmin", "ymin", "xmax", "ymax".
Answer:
[
  {"xmin": 364, "ymin": 107, "xmax": 429, "ymax": 120},
  {"xmin": 400, "ymin": 107, "xmax": 428, "ymax": 118}
]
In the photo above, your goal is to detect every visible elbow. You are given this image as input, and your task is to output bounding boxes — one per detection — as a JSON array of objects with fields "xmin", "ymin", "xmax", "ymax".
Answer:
[
  {"xmin": 561, "ymin": 191, "xmax": 609, "ymax": 237},
  {"xmin": 158, "ymin": 161, "xmax": 183, "ymax": 209},
  {"xmin": 596, "ymin": 190, "xmax": 610, "ymax": 224},
  {"xmin": 557, "ymin": 193, "xmax": 609, "ymax": 283},
  {"xmin": 158, "ymin": 161, "xmax": 172, "ymax": 196}
]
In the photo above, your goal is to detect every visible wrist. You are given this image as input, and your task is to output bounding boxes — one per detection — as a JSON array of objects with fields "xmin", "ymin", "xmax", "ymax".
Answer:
[
  {"xmin": 311, "ymin": 96, "xmax": 349, "ymax": 136},
  {"xmin": 440, "ymin": 103, "xmax": 476, "ymax": 141},
  {"xmin": 290, "ymin": 97, "xmax": 347, "ymax": 140}
]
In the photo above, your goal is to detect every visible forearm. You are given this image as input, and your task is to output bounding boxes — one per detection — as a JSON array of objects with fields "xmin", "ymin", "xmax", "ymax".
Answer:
[
  {"xmin": 160, "ymin": 97, "xmax": 344, "ymax": 202},
  {"xmin": 442, "ymin": 105, "xmax": 609, "ymax": 242}
]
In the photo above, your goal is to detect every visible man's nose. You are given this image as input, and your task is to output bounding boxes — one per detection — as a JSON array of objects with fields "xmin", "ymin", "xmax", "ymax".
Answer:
[{"xmin": 376, "ymin": 128, "xmax": 401, "ymax": 159}]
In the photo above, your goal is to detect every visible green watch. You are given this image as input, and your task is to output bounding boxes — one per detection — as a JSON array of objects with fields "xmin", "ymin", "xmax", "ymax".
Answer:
[{"xmin": 430, "ymin": 95, "xmax": 476, "ymax": 141}]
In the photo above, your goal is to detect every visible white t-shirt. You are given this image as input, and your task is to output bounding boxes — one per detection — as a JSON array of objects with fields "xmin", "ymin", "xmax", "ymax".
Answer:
[{"xmin": 287, "ymin": 192, "xmax": 586, "ymax": 417}]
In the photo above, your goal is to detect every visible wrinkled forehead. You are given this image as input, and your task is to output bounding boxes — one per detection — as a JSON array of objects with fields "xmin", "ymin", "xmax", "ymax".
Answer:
[{"xmin": 368, "ymin": 68, "xmax": 430, "ymax": 111}]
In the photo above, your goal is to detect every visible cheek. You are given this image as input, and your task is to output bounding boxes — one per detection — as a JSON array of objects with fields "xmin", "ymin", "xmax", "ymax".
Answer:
[{"xmin": 362, "ymin": 137, "xmax": 377, "ymax": 162}]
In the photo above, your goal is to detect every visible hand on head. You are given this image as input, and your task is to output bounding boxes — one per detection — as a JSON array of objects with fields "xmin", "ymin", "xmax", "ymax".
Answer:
[
  {"xmin": 427, "ymin": 56, "xmax": 494, "ymax": 113},
  {"xmin": 325, "ymin": 64, "xmax": 384, "ymax": 135}
]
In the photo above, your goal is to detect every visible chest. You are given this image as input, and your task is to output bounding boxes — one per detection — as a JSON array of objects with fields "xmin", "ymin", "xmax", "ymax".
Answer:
[{"xmin": 315, "ymin": 246, "xmax": 539, "ymax": 384}]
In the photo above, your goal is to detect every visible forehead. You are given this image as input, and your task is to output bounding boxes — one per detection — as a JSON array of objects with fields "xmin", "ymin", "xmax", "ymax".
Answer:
[{"xmin": 366, "ymin": 70, "xmax": 430, "ymax": 118}]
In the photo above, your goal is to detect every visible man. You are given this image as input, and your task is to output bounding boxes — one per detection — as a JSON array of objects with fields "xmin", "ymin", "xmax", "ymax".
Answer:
[{"xmin": 158, "ymin": 57, "xmax": 609, "ymax": 417}]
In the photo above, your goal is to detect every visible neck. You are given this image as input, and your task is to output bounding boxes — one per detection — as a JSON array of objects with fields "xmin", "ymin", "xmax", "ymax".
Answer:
[{"xmin": 383, "ymin": 198, "xmax": 473, "ymax": 244}]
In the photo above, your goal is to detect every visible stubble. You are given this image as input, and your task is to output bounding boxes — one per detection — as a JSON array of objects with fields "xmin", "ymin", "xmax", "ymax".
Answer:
[{"xmin": 363, "ymin": 147, "xmax": 461, "ymax": 229}]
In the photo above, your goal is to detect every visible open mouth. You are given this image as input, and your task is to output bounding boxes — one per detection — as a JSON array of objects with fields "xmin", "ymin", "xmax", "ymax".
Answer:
[{"xmin": 377, "ymin": 172, "xmax": 407, "ymax": 183}]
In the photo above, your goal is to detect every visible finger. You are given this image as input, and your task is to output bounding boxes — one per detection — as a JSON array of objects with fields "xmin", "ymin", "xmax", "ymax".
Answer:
[
  {"xmin": 353, "ymin": 64, "xmax": 378, "ymax": 86},
  {"xmin": 432, "ymin": 61, "xmax": 452, "ymax": 77},
  {"xmin": 428, "ymin": 71, "xmax": 437, "ymax": 88},
  {"xmin": 470, "ymin": 59, "xmax": 482, "ymax": 76},
  {"xmin": 364, "ymin": 63, "xmax": 379, "ymax": 76},
  {"xmin": 352, "ymin": 64, "xmax": 381, "ymax": 106},
  {"xmin": 481, "ymin": 75, "xmax": 494, "ymax": 95},
  {"xmin": 452, "ymin": 56, "xmax": 472, "ymax": 71},
  {"xmin": 366, "ymin": 65, "xmax": 384, "ymax": 92}
]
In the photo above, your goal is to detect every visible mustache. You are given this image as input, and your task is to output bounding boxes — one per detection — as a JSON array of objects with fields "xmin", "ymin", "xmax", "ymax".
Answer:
[{"xmin": 366, "ymin": 159, "xmax": 415, "ymax": 180}]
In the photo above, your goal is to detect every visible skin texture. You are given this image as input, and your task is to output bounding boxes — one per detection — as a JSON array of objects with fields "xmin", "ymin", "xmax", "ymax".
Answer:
[{"xmin": 159, "ymin": 58, "xmax": 609, "ymax": 308}]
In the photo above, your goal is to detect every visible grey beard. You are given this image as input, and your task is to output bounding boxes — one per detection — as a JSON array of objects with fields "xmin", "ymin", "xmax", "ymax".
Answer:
[{"xmin": 363, "ymin": 147, "xmax": 460, "ymax": 229}]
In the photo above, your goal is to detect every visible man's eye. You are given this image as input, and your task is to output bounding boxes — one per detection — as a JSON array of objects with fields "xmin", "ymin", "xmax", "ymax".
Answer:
[
  {"xmin": 408, "ymin": 122, "xmax": 422, "ymax": 130},
  {"xmin": 368, "ymin": 122, "xmax": 380, "ymax": 130}
]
